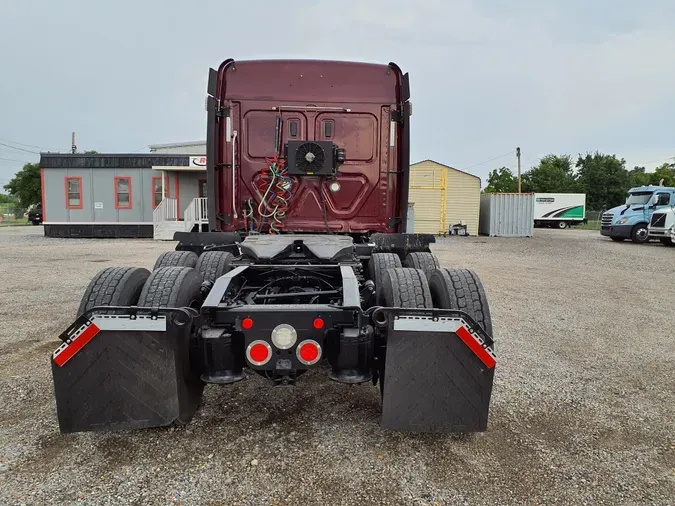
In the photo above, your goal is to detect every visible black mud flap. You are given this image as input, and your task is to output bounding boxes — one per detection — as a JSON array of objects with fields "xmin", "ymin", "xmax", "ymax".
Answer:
[
  {"xmin": 378, "ymin": 309, "xmax": 495, "ymax": 433},
  {"xmin": 51, "ymin": 308, "xmax": 204, "ymax": 433}
]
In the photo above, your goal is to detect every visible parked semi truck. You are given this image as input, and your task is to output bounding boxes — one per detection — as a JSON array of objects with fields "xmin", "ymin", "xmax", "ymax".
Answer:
[
  {"xmin": 49, "ymin": 59, "xmax": 496, "ymax": 434},
  {"xmin": 648, "ymin": 206, "xmax": 675, "ymax": 246},
  {"xmin": 601, "ymin": 185, "xmax": 675, "ymax": 243},
  {"xmin": 533, "ymin": 193, "xmax": 586, "ymax": 229}
]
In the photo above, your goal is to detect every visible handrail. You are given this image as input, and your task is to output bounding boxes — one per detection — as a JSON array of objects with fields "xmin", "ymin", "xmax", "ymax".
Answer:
[
  {"xmin": 184, "ymin": 197, "xmax": 209, "ymax": 232},
  {"xmin": 232, "ymin": 130, "xmax": 238, "ymax": 219},
  {"xmin": 153, "ymin": 198, "xmax": 177, "ymax": 226}
]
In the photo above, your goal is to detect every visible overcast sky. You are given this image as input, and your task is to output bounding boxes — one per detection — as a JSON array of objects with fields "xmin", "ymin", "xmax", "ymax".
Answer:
[{"xmin": 1, "ymin": 0, "xmax": 674, "ymax": 187}]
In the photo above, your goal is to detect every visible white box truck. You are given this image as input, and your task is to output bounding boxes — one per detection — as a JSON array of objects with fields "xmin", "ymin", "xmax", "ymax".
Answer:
[{"xmin": 534, "ymin": 193, "xmax": 586, "ymax": 229}]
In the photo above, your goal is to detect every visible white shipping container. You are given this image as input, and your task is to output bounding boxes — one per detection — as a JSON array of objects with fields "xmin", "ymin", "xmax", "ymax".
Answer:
[
  {"xmin": 479, "ymin": 193, "xmax": 534, "ymax": 237},
  {"xmin": 533, "ymin": 193, "xmax": 586, "ymax": 229}
]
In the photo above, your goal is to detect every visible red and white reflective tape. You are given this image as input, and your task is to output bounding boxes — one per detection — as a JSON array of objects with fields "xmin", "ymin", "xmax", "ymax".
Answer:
[
  {"xmin": 454, "ymin": 325, "xmax": 496, "ymax": 369},
  {"xmin": 52, "ymin": 315, "xmax": 167, "ymax": 367},
  {"xmin": 52, "ymin": 320, "xmax": 101, "ymax": 367},
  {"xmin": 393, "ymin": 316, "xmax": 496, "ymax": 369}
]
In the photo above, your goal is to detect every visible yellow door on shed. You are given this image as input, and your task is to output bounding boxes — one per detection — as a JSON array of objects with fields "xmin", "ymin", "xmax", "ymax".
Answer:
[{"xmin": 409, "ymin": 160, "xmax": 447, "ymax": 234}]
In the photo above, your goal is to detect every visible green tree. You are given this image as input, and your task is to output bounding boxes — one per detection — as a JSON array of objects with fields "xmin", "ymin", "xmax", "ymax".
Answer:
[
  {"xmin": 576, "ymin": 152, "xmax": 629, "ymax": 210},
  {"xmin": 521, "ymin": 154, "xmax": 578, "ymax": 193},
  {"xmin": 483, "ymin": 167, "xmax": 518, "ymax": 193},
  {"xmin": 649, "ymin": 163, "xmax": 675, "ymax": 187},
  {"xmin": 3, "ymin": 163, "xmax": 41, "ymax": 209},
  {"xmin": 0, "ymin": 193, "xmax": 22, "ymax": 217},
  {"xmin": 628, "ymin": 166, "xmax": 650, "ymax": 187}
]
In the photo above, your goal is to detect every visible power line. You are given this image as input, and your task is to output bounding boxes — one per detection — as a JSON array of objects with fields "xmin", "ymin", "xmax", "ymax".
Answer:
[
  {"xmin": 0, "ymin": 156, "xmax": 30, "ymax": 163},
  {"xmin": 461, "ymin": 150, "xmax": 516, "ymax": 172},
  {"xmin": 0, "ymin": 137, "xmax": 46, "ymax": 150},
  {"xmin": 0, "ymin": 142, "xmax": 40, "ymax": 155},
  {"xmin": 637, "ymin": 155, "xmax": 675, "ymax": 167}
]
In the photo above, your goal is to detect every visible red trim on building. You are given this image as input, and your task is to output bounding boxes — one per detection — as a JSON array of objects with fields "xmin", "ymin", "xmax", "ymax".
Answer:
[
  {"xmin": 64, "ymin": 176, "xmax": 84, "ymax": 210},
  {"xmin": 151, "ymin": 175, "xmax": 170, "ymax": 208},
  {"xmin": 114, "ymin": 176, "xmax": 132, "ymax": 210},
  {"xmin": 40, "ymin": 168, "xmax": 46, "ymax": 221}
]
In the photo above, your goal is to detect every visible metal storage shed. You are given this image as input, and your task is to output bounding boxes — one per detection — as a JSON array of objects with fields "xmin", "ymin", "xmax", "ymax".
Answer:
[
  {"xmin": 408, "ymin": 160, "xmax": 481, "ymax": 235},
  {"xmin": 479, "ymin": 193, "xmax": 534, "ymax": 237}
]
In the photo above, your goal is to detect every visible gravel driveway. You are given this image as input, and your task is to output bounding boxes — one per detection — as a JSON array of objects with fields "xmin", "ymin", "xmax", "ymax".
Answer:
[{"xmin": 0, "ymin": 227, "xmax": 673, "ymax": 505}]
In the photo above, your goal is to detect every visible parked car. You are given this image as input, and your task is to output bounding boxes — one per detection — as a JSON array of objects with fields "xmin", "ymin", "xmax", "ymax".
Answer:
[{"xmin": 27, "ymin": 204, "xmax": 42, "ymax": 225}]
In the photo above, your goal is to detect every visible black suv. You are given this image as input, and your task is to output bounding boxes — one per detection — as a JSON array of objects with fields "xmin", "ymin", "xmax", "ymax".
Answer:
[{"xmin": 27, "ymin": 204, "xmax": 42, "ymax": 225}]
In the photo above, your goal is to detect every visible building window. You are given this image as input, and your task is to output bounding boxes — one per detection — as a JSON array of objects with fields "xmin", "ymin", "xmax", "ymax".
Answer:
[
  {"xmin": 65, "ymin": 177, "xmax": 83, "ymax": 209},
  {"xmin": 152, "ymin": 175, "xmax": 169, "ymax": 208},
  {"xmin": 114, "ymin": 177, "xmax": 132, "ymax": 209},
  {"xmin": 198, "ymin": 179, "xmax": 207, "ymax": 198}
]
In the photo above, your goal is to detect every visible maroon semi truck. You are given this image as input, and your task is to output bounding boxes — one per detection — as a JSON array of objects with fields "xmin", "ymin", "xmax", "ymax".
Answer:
[{"xmin": 51, "ymin": 59, "xmax": 496, "ymax": 434}]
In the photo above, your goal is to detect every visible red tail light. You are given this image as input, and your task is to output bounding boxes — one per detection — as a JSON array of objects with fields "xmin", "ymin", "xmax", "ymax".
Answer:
[
  {"xmin": 313, "ymin": 318, "xmax": 325, "ymax": 329},
  {"xmin": 246, "ymin": 340, "xmax": 271, "ymax": 366},
  {"xmin": 241, "ymin": 317, "xmax": 254, "ymax": 330},
  {"xmin": 297, "ymin": 340, "xmax": 321, "ymax": 366}
]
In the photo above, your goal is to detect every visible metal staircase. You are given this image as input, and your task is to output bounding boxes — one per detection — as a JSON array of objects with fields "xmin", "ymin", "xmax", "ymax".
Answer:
[
  {"xmin": 184, "ymin": 197, "xmax": 209, "ymax": 233},
  {"xmin": 153, "ymin": 197, "xmax": 209, "ymax": 240}
]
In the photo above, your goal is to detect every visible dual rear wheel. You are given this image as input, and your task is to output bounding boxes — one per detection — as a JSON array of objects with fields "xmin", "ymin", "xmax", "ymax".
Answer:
[
  {"xmin": 368, "ymin": 252, "xmax": 493, "ymax": 397},
  {"xmin": 78, "ymin": 250, "xmax": 234, "ymax": 317},
  {"xmin": 76, "ymin": 252, "xmax": 230, "ymax": 424},
  {"xmin": 368, "ymin": 252, "xmax": 492, "ymax": 335}
]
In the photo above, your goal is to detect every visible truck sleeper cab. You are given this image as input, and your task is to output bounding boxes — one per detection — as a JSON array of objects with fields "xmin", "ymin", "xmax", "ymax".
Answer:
[{"xmin": 601, "ymin": 185, "xmax": 675, "ymax": 243}]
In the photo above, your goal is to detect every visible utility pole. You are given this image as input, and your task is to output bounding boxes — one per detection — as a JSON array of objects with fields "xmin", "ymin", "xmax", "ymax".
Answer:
[
  {"xmin": 516, "ymin": 147, "xmax": 521, "ymax": 193},
  {"xmin": 71, "ymin": 132, "xmax": 77, "ymax": 154}
]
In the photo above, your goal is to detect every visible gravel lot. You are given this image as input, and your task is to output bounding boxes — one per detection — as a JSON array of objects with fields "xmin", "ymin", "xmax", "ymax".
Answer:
[{"xmin": 0, "ymin": 226, "xmax": 673, "ymax": 506}]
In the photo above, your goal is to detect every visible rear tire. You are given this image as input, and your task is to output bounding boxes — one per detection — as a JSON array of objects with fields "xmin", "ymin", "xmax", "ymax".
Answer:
[
  {"xmin": 138, "ymin": 266, "xmax": 203, "ymax": 309},
  {"xmin": 660, "ymin": 237, "xmax": 675, "ymax": 247},
  {"xmin": 428, "ymin": 268, "xmax": 493, "ymax": 337},
  {"xmin": 630, "ymin": 223, "xmax": 649, "ymax": 244},
  {"xmin": 404, "ymin": 252, "xmax": 440, "ymax": 278},
  {"xmin": 557, "ymin": 221, "xmax": 568, "ymax": 229},
  {"xmin": 153, "ymin": 251, "xmax": 199, "ymax": 271},
  {"xmin": 77, "ymin": 267, "xmax": 150, "ymax": 317},
  {"xmin": 381, "ymin": 267, "xmax": 433, "ymax": 309},
  {"xmin": 610, "ymin": 237, "xmax": 625, "ymax": 242},
  {"xmin": 368, "ymin": 253, "xmax": 402, "ymax": 305},
  {"xmin": 195, "ymin": 251, "xmax": 233, "ymax": 283},
  {"xmin": 378, "ymin": 267, "xmax": 433, "ymax": 397},
  {"xmin": 136, "ymin": 266, "xmax": 205, "ymax": 425}
]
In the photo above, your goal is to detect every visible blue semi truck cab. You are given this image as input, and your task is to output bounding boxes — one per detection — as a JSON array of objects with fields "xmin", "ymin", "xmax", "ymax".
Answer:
[{"xmin": 601, "ymin": 185, "xmax": 675, "ymax": 243}]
